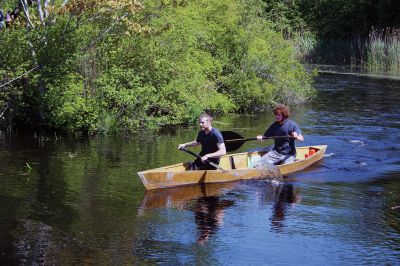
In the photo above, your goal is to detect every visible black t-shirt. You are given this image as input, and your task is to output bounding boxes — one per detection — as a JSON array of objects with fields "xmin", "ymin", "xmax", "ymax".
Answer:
[
  {"xmin": 264, "ymin": 119, "xmax": 302, "ymax": 155},
  {"xmin": 196, "ymin": 128, "xmax": 224, "ymax": 164}
]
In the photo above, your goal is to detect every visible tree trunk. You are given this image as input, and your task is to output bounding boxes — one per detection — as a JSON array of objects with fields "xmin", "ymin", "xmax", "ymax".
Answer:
[
  {"xmin": 36, "ymin": 0, "xmax": 45, "ymax": 25},
  {"xmin": 20, "ymin": 0, "xmax": 35, "ymax": 28}
]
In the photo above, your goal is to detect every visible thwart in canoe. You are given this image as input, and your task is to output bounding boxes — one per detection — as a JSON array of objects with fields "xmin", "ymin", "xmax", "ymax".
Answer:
[{"xmin": 137, "ymin": 145, "xmax": 327, "ymax": 190}]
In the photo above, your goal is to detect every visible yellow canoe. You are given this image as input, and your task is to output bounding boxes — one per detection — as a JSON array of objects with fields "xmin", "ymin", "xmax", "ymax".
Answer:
[{"xmin": 138, "ymin": 145, "xmax": 327, "ymax": 190}]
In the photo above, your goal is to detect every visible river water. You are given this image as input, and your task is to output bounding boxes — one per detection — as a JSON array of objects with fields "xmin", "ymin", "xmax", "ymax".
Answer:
[{"xmin": 1, "ymin": 72, "xmax": 400, "ymax": 265}]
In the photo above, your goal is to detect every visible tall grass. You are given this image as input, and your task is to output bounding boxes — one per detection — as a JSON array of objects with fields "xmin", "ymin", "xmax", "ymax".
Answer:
[
  {"xmin": 295, "ymin": 34, "xmax": 366, "ymax": 66},
  {"xmin": 293, "ymin": 32, "xmax": 317, "ymax": 63},
  {"xmin": 296, "ymin": 28, "xmax": 400, "ymax": 74},
  {"xmin": 367, "ymin": 28, "xmax": 400, "ymax": 73}
]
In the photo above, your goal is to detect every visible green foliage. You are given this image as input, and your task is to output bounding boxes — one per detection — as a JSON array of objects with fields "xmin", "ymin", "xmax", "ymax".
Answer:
[
  {"xmin": 366, "ymin": 29, "xmax": 400, "ymax": 73},
  {"xmin": 1, "ymin": 0, "xmax": 314, "ymax": 132},
  {"xmin": 292, "ymin": 0, "xmax": 400, "ymax": 39},
  {"xmin": 44, "ymin": 73, "xmax": 100, "ymax": 132},
  {"xmin": 25, "ymin": 162, "xmax": 33, "ymax": 172},
  {"xmin": 261, "ymin": 0, "xmax": 400, "ymax": 72},
  {"xmin": 263, "ymin": 0, "xmax": 308, "ymax": 36},
  {"xmin": 208, "ymin": 2, "xmax": 315, "ymax": 110}
]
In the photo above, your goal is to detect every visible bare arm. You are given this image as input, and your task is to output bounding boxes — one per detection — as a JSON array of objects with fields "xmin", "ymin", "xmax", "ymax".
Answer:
[{"xmin": 178, "ymin": 140, "xmax": 200, "ymax": 150}]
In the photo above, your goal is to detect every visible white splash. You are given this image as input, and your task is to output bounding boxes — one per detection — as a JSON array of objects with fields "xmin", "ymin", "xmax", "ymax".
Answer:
[
  {"xmin": 270, "ymin": 179, "xmax": 283, "ymax": 185},
  {"xmin": 348, "ymin": 139, "xmax": 365, "ymax": 145}
]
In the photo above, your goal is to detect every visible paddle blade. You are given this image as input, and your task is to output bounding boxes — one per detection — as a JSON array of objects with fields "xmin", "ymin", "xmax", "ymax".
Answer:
[
  {"xmin": 221, "ymin": 131, "xmax": 247, "ymax": 152},
  {"xmin": 221, "ymin": 130, "xmax": 244, "ymax": 141},
  {"xmin": 224, "ymin": 139, "xmax": 246, "ymax": 152}
]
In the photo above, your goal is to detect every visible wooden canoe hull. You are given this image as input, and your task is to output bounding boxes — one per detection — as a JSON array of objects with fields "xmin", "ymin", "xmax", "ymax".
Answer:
[{"xmin": 138, "ymin": 145, "xmax": 327, "ymax": 190}]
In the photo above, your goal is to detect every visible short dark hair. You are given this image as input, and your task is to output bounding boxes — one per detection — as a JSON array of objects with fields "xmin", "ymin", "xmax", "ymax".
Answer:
[
  {"xmin": 273, "ymin": 104, "xmax": 290, "ymax": 120},
  {"xmin": 199, "ymin": 113, "xmax": 212, "ymax": 122}
]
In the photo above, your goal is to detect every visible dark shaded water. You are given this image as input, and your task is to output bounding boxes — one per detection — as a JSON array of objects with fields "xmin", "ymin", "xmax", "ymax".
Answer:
[{"xmin": 1, "ymin": 73, "xmax": 400, "ymax": 265}]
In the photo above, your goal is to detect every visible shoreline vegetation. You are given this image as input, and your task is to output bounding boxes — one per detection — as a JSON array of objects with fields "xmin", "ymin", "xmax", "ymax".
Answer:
[
  {"xmin": 267, "ymin": 0, "xmax": 400, "ymax": 73},
  {"xmin": 0, "ymin": 0, "xmax": 315, "ymax": 133},
  {"xmin": 297, "ymin": 28, "xmax": 400, "ymax": 74},
  {"xmin": 0, "ymin": 0, "xmax": 399, "ymax": 134}
]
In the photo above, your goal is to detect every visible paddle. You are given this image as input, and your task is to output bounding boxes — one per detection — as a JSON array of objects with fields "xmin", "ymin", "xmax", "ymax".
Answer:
[
  {"xmin": 179, "ymin": 147, "xmax": 226, "ymax": 171},
  {"xmin": 221, "ymin": 130, "xmax": 291, "ymax": 152}
]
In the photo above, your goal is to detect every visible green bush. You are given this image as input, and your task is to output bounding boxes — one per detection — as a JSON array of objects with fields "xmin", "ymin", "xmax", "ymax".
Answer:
[{"xmin": 0, "ymin": 0, "xmax": 314, "ymax": 132}]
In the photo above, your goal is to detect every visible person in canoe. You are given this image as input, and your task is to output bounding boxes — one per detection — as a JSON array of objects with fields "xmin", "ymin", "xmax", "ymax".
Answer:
[
  {"xmin": 178, "ymin": 114, "xmax": 226, "ymax": 170},
  {"xmin": 256, "ymin": 104, "xmax": 304, "ymax": 165}
]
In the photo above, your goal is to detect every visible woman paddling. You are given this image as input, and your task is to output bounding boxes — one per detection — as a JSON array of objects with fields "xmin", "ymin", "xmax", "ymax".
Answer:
[{"xmin": 257, "ymin": 104, "xmax": 304, "ymax": 165}]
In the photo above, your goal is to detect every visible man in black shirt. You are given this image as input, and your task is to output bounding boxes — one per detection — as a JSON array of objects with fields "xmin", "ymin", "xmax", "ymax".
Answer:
[{"xmin": 178, "ymin": 114, "xmax": 226, "ymax": 170}]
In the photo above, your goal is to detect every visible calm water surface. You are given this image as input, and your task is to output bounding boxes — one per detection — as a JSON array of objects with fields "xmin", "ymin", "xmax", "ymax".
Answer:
[{"xmin": 1, "ymin": 73, "xmax": 400, "ymax": 265}]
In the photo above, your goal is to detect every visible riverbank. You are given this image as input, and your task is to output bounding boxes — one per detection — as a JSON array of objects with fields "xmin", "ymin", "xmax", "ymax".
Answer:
[{"xmin": 307, "ymin": 64, "xmax": 400, "ymax": 81}]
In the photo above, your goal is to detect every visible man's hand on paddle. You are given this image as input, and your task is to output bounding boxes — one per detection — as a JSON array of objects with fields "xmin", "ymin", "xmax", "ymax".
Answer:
[
  {"xmin": 200, "ymin": 155, "xmax": 209, "ymax": 162},
  {"xmin": 291, "ymin": 131, "xmax": 304, "ymax": 141},
  {"xmin": 200, "ymin": 142, "xmax": 226, "ymax": 162},
  {"xmin": 178, "ymin": 140, "xmax": 199, "ymax": 150},
  {"xmin": 178, "ymin": 144, "xmax": 186, "ymax": 150}
]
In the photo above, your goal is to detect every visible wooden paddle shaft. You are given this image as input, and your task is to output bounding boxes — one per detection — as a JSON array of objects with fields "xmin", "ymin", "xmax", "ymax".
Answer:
[
  {"xmin": 179, "ymin": 147, "xmax": 225, "ymax": 171},
  {"xmin": 225, "ymin": 136, "xmax": 291, "ymax": 142}
]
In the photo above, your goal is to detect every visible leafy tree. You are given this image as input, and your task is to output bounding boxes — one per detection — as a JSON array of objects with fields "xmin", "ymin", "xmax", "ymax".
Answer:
[
  {"xmin": 1, "ymin": 0, "xmax": 144, "ymax": 131},
  {"xmin": 263, "ymin": 0, "xmax": 308, "ymax": 36},
  {"xmin": 1, "ymin": 0, "xmax": 314, "ymax": 132}
]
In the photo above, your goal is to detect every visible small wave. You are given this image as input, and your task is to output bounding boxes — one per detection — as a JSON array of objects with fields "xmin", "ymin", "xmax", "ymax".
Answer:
[
  {"xmin": 348, "ymin": 139, "xmax": 365, "ymax": 145},
  {"xmin": 324, "ymin": 152, "xmax": 335, "ymax": 158}
]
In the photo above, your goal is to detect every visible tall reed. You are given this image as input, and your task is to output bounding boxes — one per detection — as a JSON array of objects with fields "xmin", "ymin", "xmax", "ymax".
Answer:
[
  {"xmin": 367, "ymin": 28, "xmax": 400, "ymax": 73},
  {"xmin": 296, "ymin": 28, "xmax": 400, "ymax": 74}
]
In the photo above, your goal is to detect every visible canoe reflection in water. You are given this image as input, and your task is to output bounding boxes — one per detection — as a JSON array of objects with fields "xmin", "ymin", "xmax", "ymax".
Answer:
[
  {"xmin": 138, "ymin": 182, "xmax": 237, "ymax": 244},
  {"xmin": 138, "ymin": 181, "xmax": 300, "ymax": 246}
]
